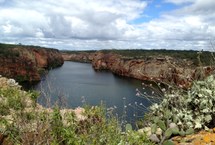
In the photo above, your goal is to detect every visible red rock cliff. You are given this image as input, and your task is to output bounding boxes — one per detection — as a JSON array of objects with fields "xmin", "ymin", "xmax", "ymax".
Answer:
[
  {"xmin": 91, "ymin": 52, "xmax": 213, "ymax": 88},
  {"xmin": 61, "ymin": 52, "xmax": 95, "ymax": 63},
  {"xmin": 0, "ymin": 46, "xmax": 64, "ymax": 82},
  {"xmin": 61, "ymin": 50, "xmax": 214, "ymax": 88}
]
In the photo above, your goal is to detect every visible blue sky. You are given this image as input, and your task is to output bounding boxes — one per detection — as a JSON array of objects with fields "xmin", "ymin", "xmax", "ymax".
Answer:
[
  {"xmin": 131, "ymin": 0, "xmax": 181, "ymax": 23},
  {"xmin": 0, "ymin": 0, "xmax": 214, "ymax": 50}
]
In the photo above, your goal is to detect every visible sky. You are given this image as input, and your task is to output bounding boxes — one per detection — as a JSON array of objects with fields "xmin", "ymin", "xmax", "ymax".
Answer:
[{"xmin": 0, "ymin": 0, "xmax": 215, "ymax": 50}]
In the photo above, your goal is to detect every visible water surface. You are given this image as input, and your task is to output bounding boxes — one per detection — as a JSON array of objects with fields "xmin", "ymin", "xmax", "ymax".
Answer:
[{"xmin": 35, "ymin": 61, "xmax": 154, "ymax": 125}]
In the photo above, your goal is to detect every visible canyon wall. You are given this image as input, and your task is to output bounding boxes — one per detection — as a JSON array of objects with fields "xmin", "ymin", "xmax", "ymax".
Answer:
[
  {"xmin": 61, "ymin": 52, "xmax": 94, "ymax": 62},
  {"xmin": 63, "ymin": 51, "xmax": 213, "ymax": 88},
  {"xmin": 0, "ymin": 46, "xmax": 64, "ymax": 82}
]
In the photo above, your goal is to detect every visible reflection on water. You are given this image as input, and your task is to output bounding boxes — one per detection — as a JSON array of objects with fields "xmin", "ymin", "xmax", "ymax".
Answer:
[{"xmin": 33, "ymin": 61, "xmax": 157, "ymax": 126}]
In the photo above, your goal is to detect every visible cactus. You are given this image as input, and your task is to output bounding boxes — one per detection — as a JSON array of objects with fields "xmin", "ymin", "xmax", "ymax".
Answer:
[
  {"xmin": 185, "ymin": 128, "xmax": 194, "ymax": 135},
  {"xmin": 163, "ymin": 140, "xmax": 174, "ymax": 145},
  {"xmin": 151, "ymin": 124, "xmax": 157, "ymax": 134},
  {"xmin": 144, "ymin": 75, "xmax": 215, "ymax": 144},
  {"xmin": 157, "ymin": 120, "xmax": 166, "ymax": 131},
  {"xmin": 164, "ymin": 128, "xmax": 172, "ymax": 138}
]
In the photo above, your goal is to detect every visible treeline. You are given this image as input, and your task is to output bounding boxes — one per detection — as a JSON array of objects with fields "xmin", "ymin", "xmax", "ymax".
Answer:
[
  {"xmin": 62, "ymin": 49, "xmax": 215, "ymax": 66},
  {"xmin": 0, "ymin": 43, "xmax": 58, "ymax": 58},
  {"xmin": 61, "ymin": 50, "xmax": 96, "ymax": 54},
  {"xmin": 101, "ymin": 49, "xmax": 215, "ymax": 66},
  {"xmin": 0, "ymin": 43, "xmax": 20, "ymax": 58}
]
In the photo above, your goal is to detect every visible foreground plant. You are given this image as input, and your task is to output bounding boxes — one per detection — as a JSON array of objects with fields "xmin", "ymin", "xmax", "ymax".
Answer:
[
  {"xmin": 142, "ymin": 75, "xmax": 215, "ymax": 144},
  {"xmin": 0, "ymin": 76, "xmax": 153, "ymax": 145}
]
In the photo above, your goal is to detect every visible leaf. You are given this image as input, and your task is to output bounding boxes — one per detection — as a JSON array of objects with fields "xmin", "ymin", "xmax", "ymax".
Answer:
[
  {"xmin": 163, "ymin": 140, "xmax": 174, "ymax": 145},
  {"xmin": 165, "ymin": 110, "xmax": 171, "ymax": 119},
  {"xmin": 171, "ymin": 127, "xmax": 179, "ymax": 135},
  {"xmin": 154, "ymin": 117, "xmax": 159, "ymax": 123},
  {"xmin": 173, "ymin": 116, "xmax": 177, "ymax": 124},
  {"xmin": 179, "ymin": 130, "xmax": 185, "ymax": 136},
  {"xmin": 185, "ymin": 128, "xmax": 194, "ymax": 135},
  {"xmin": 205, "ymin": 115, "xmax": 212, "ymax": 123},
  {"xmin": 125, "ymin": 123, "xmax": 132, "ymax": 132},
  {"xmin": 157, "ymin": 120, "xmax": 166, "ymax": 131},
  {"xmin": 151, "ymin": 124, "xmax": 157, "ymax": 134},
  {"xmin": 164, "ymin": 128, "xmax": 173, "ymax": 139}
]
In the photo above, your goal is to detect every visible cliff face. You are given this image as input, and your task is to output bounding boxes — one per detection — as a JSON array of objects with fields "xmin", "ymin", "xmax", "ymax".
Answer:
[
  {"xmin": 61, "ymin": 50, "xmax": 214, "ymax": 88},
  {"xmin": 91, "ymin": 52, "xmax": 213, "ymax": 88},
  {"xmin": 0, "ymin": 46, "xmax": 64, "ymax": 82},
  {"xmin": 61, "ymin": 52, "xmax": 95, "ymax": 63}
]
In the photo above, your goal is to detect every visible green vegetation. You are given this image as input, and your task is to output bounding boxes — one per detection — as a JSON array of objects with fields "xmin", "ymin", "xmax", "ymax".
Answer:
[
  {"xmin": 0, "ymin": 43, "xmax": 44, "ymax": 50},
  {"xmin": 1, "ymin": 43, "xmax": 215, "ymax": 144},
  {"xmin": 0, "ymin": 77, "xmax": 153, "ymax": 145},
  {"xmin": 0, "ymin": 43, "xmax": 57, "ymax": 55},
  {"xmin": 0, "ymin": 44, "xmax": 20, "ymax": 58},
  {"xmin": 139, "ymin": 75, "xmax": 215, "ymax": 144},
  {"xmin": 1, "ymin": 65, "xmax": 215, "ymax": 144},
  {"xmin": 61, "ymin": 50, "xmax": 96, "ymax": 54},
  {"xmin": 101, "ymin": 49, "xmax": 215, "ymax": 66},
  {"xmin": 62, "ymin": 49, "xmax": 214, "ymax": 66}
]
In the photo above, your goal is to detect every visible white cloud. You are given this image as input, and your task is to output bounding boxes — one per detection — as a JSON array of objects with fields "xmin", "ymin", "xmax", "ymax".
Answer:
[
  {"xmin": 164, "ymin": 0, "xmax": 195, "ymax": 5},
  {"xmin": 0, "ymin": 0, "xmax": 147, "ymax": 40},
  {"xmin": 0, "ymin": 0, "xmax": 215, "ymax": 50}
]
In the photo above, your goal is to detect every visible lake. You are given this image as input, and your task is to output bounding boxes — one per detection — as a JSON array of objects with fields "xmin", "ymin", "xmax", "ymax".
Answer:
[{"xmin": 34, "ymin": 61, "xmax": 156, "ymax": 126}]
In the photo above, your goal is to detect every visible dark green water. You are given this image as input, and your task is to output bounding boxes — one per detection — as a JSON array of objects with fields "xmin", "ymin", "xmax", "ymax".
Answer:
[{"xmin": 35, "ymin": 61, "xmax": 155, "ymax": 125}]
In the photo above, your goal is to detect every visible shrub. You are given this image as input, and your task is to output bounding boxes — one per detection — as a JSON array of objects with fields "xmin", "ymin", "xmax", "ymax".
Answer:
[
  {"xmin": 0, "ymin": 77, "xmax": 154, "ymax": 145},
  {"xmin": 143, "ymin": 75, "xmax": 215, "ymax": 144}
]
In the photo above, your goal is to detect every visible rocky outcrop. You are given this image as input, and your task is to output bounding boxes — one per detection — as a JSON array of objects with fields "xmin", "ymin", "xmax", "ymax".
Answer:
[
  {"xmin": 0, "ymin": 46, "xmax": 64, "ymax": 82},
  {"xmin": 61, "ymin": 50, "xmax": 214, "ymax": 88},
  {"xmin": 91, "ymin": 52, "xmax": 214, "ymax": 88},
  {"xmin": 61, "ymin": 52, "xmax": 95, "ymax": 63}
]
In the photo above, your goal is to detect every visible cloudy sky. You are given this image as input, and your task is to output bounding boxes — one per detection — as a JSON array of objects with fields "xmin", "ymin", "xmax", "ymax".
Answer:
[{"xmin": 0, "ymin": 0, "xmax": 215, "ymax": 50}]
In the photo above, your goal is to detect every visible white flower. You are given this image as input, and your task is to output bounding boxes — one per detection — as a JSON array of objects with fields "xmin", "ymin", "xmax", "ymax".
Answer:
[
  {"xmin": 150, "ymin": 103, "xmax": 159, "ymax": 111},
  {"xmin": 136, "ymin": 92, "xmax": 140, "ymax": 96},
  {"xmin": 7, "ymin": 79, "xmax": 18, "ymax": 86},
  {"xmin": 161, "ymin": 88, "xmax": 166, "ymax": 92}
]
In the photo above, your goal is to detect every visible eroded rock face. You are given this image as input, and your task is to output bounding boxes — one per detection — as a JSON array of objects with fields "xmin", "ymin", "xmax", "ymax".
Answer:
[
  {"xmin": 61, "ymin": 52, "xmax": 95, "ymax": 63},
  {"xmin": 61, "ymin": 51, "xmax": 214, "ymax": 88},
  {"xmin": 91, "ymin": 52, "xmax": 214, "ymax": 88},
  {"xmin": 0, "ymin": 47, "xmax": 64, "ymax": 82}
]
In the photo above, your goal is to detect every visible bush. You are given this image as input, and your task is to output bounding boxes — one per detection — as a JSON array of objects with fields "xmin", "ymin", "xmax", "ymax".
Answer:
[
  {"xmin": 0, "ymin": 77, "xmax": 154, "ymax": 145},
  {"xmin": 143, "ymin": 75, "xmax": 215, "ymax": 144}
]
